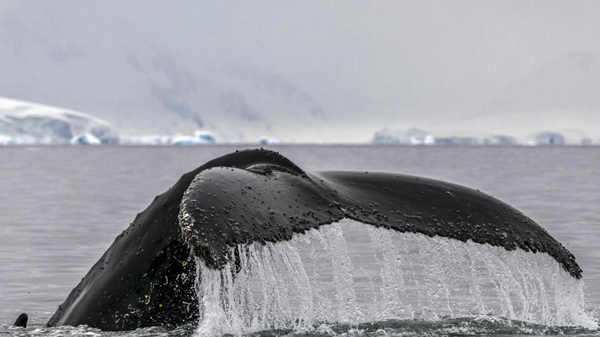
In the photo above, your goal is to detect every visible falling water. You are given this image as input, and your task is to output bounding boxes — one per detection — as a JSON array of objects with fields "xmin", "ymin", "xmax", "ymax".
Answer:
[{"xmin": 193, "ymin": 219, "xmax": 597, "ymax": 336}]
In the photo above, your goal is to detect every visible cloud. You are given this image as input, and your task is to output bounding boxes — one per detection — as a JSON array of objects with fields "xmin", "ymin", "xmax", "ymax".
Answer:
[{"xmin": 1, "ymin": 0, "xmax": 599, "ymax": 141}]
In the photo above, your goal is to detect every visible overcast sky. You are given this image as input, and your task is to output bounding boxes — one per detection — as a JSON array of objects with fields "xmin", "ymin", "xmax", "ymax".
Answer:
[{"xmin": 1, "ymin": 1, "xmax": 599, "ymax": 141}]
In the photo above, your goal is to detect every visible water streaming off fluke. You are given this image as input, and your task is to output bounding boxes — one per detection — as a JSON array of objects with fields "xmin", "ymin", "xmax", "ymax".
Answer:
[{"xmin": 194, "ymin": 219, "xmax": 596, "ymax": 336}]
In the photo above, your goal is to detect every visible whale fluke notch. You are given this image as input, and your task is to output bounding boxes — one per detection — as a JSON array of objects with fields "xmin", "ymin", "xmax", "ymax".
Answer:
[{"xmin": 47, "ymin": 148, "xmax": 582, "ymax": 332}]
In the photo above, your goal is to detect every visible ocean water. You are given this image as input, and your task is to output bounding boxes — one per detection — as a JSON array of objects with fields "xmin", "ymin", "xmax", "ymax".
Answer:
[{"xmin": 0, "ymin": 145, "xmax": 599, "ymax": 336}]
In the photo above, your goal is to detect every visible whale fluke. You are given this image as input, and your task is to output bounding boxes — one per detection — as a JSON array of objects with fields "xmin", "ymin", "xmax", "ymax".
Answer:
[
  {"xmin": 46, "ymin": 149, "xmax": 582, "ymax": 331},
  {"xmin": 13, "ymin": 313, "xmax": 28, "ymax": 328},
  {"xmin": 179, "ymin": 155, "xmax": 581, "ymax": 278}
]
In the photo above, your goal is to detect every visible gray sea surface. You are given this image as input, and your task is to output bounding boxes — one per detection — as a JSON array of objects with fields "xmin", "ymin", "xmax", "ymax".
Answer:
[{"xmin": 0, "ymin": 145, "xmax": 599, "ymax": 336}]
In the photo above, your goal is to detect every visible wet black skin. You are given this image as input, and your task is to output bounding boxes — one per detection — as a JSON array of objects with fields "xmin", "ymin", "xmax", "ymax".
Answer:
[
  {"xmin": 13, "ymin": 313, "xmax": 28, "ymax": 328},
  {"xmin": 47, "ymin": 149, "xmax": 581, "ymax": 331}
]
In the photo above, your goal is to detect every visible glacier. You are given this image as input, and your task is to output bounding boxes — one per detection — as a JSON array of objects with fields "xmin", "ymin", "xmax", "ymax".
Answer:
[
  {"xmin": 0, "ymin": 97, "xmax": 118, "ymax": 145},
  {"xmin": 170, "ymin": 131, "xmax": 216, "ymax": 145},
  {"xmin": 70, "ymin": 133, "xmax": 102, "ymax": 145},
  {"xmin": 527, "ymin": 132, "xmax": 566, "ymax": 146},
  {"xmin": 372, "ymin": 128, "xmax": 436, "ymax": 145}
]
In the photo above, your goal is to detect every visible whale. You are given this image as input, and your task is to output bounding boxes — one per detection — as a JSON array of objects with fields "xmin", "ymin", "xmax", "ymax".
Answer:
[
  {"xmin": 46, "ymin": 148, "xmax": 582, "ymax": 331},
  {"xmin": 13, "ymin": 313, "xmax": 28, "ymax": 328}
]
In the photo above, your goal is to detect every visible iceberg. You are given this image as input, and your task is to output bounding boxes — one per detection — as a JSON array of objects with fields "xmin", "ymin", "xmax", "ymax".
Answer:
[
  {"xmin": 121, "ymin": 135, "xmax": 172, "ymax": 145},
  {"xmin": 527, "ymin": 131, "xmax": 566, "ymax": 146},
  {"xmin": 0, "ymin": 97, "xmax": 118, "ymax": 145},
  {"xmin": 70, "ymin": 133, "xmax": 102, "ymax": 145},
  {"xmin": 0, "ymin": 134, "xmax": 14, "ymax": 145},
  {"xmin": 194, "ymin": 131, "xmax": 216, "ymax": 144},
  {"xmin": 170, "ymin": 135, "xmax": 196, "ymax": 145},
  {"xmin": 258, "ymin": 136, "xmax": 280, "ymax": 145},
  {"xmin": 435, "ymin": 137, "xmax": 480, "ymax": 145},
  {"xmin": 372, "ymin": 128, "xmax": 435, "ymax": 145},
  {"xmin": 483, "ymin": 135, "xmax": 517, "ymax": 145},
  {"xmin": 171, "ymin": 131, "xmax": 216, "ymax": 145}
]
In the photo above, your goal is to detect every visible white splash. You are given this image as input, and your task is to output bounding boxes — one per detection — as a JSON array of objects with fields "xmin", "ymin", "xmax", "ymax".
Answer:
[{"xmin": 193, "ymin": 219, "xmax": 597, "ymax": 336}]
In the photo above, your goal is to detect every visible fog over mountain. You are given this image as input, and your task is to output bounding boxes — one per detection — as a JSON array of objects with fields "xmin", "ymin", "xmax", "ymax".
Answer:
[
  {"xmin": 1, "ymin": 1, "xmax": 599, "ymax": 142},
  {"xmin": 435, "ymin": 51, "xmax": 600, "ymax": 142}
]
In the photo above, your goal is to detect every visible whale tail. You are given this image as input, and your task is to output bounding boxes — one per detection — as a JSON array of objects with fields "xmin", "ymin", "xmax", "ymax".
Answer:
[
  {"xmin": 45, "ymin": 149, "xmax": 584, "ymax": 331},
  {"xmin": 13, "ymin": 313, "xmax": 28, "ymax": 328}
]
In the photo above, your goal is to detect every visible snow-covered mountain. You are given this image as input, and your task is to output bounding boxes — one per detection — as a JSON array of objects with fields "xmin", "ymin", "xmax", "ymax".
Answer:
[
  {"xmin": 2, "ymin": 0, "xmax": 598, "ymax": 143},
  {"xmin": 0, "ymin": 9, "xmax": 328, "ymax": 144},
  {"xmin": 438, "ymin": 51, "xmax": 600, "ymax": 143},
  {"xmin": 0, "ymin": 97, "xmax": 118, "ymax": 145}
]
